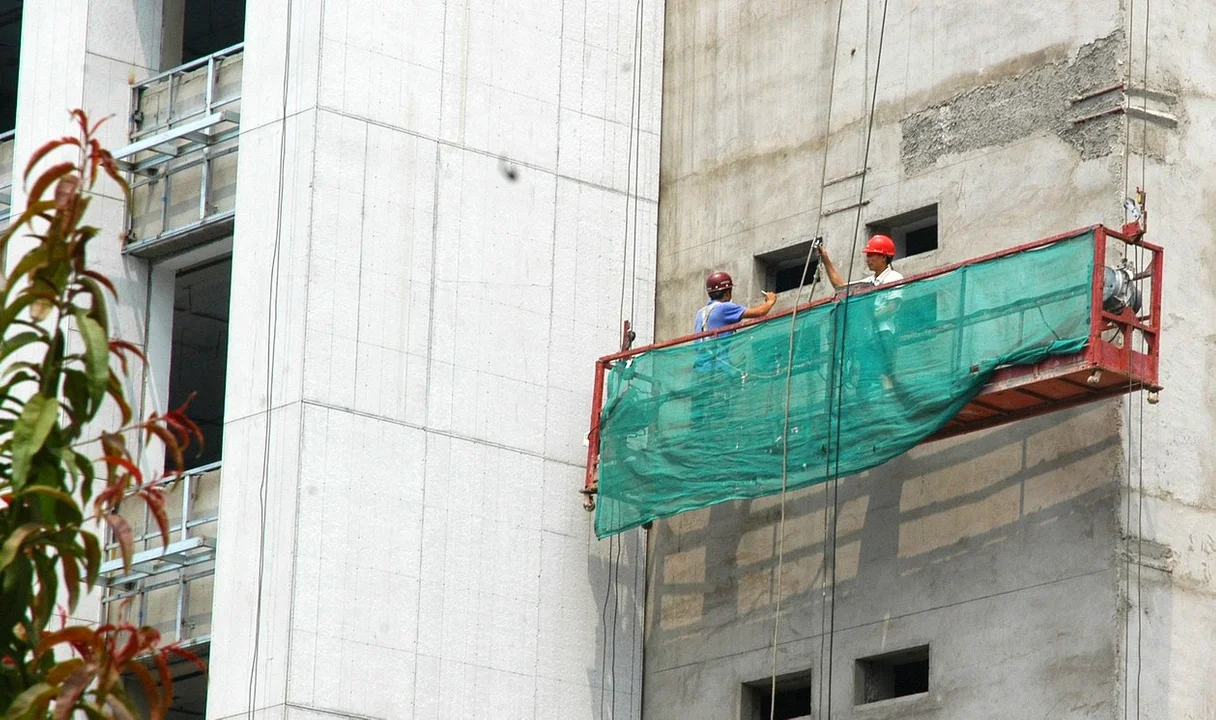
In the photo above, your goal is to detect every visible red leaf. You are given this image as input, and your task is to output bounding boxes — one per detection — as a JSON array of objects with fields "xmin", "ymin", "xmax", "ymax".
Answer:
[
  {"xmin": 23, "ymin": 138, "xmax": 76, "ymax": 183},
  {"xmin": 104, "ymin": 514, "xmax": 134, "ymax": 570},
  {"xmin": 54, "ymin": 174, "xmax": 81, "ymax": 213},
  {"xmin": 53, "ymin": 665, "xmax": 93, "ymax": 720},
  {"xmin": 60, "ymin": 554, "xmax": 81, "ymax": 613},
  {"xmin": 101, "ymin": 454, "xmax": 141, "ymax": 479},
  {"xmin": 26, "ymin": 161, "xmax": 76, "ymax": 206},
  {"xmin": 139, "ymin": 486, "xmax": 171, "ymax": 545},
  {"xmin": 125, "ymin": 662, "xmax": 162, "ymax": 718},
  {"xmin": 80, "ymin": 269, "xmax": 117, "ymax": 296},
  {"xmin": 37, "ymin": 627, "xmax": 97, "ymax": 661},
  {"xmin": 165, "ymin": 644, "xmax": 207, "ymax": 672},
  {"xmin": 144, "ymin": 422, "xmax": 184, "ymax": 471},
  {"xmin": 150, "ymin": 647, "xmax": 173, "ymax": 719}
]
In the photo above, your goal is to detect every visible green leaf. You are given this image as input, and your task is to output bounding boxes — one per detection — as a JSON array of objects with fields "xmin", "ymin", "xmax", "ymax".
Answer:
[
  {"xmin": 3, "ymin": 246, "xmax": 50, "ymax": 300},
  {"xmin": 38, "ymin": 331, "xmax": 64, "ymax": 398},
  {"xmin": 81, "ymin": 531, "xmax": 101, "ymax": 587},
  {"xmin": 0, "ymin": 331, "xmax": 45, "ymax": 365},
  {"xmin": 0, "ymin": 523, "xmax": 46, "ymax": 573},
  {"xmin": 74, "ymin": 451, "xmax": 95, "ymax": 505},
  {"xmin": 31, "ymin": 552, "xmax": 58, "ymax": 629},
  {"xmin": 16, "ymin": 486, "xmax": 82, "ymax": 524},
  {"xmin": 5, "ymin": 682, "xmax": 57, "ymax": 720},
  {"xmin": 11, "ymin": 394, "xmax": 59, "ymax": 490},
  {"xmin": 61, "ymin": 368, "xmax": 90, "ymax": 432},
  {"xmin": 74, "ymin": 309, "xmax": 109, "ymax": 413},
  {"xmin": 76, "ymin": 275, "xmax": 109, "ymax": 329}
]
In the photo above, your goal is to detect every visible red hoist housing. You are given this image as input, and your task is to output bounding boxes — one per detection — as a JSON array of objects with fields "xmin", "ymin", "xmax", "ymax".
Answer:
[{"xmin": 582, "ymin": 215, "xmax": 1163, "ymax": 507}]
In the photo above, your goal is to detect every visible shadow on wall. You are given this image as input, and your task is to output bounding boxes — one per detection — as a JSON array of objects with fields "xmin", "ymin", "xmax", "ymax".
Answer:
[
  {"xmin": 643, "ymin": 400, "xmax": 1125, "ymax": 661},
  {"xmin": 587, "ymin": 528, "xmax": 646, "ymax": 720}
]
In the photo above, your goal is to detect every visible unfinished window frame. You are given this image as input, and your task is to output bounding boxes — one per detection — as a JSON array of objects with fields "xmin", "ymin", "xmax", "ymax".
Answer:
[
  {"xmin": 868, "ymin": 204, "xmax": 940, "ymax": 260},
  {"xmin": 853, "ymin": 644, "xmax": 930, "ymax": 706},
  {"xmin": 741, "ymin": 669, "xmax": 813, "ymax": 720},
  {"xmin": 754, "ymin": 238, "xmax": 824, "ymax": 295}
]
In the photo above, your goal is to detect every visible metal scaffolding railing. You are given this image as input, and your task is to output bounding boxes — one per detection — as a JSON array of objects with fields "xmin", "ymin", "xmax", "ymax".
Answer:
[
  {"xmin": 114, "ymin": 43, "xmax": 243, "ymax": 258},
  {"xmin": 101, "ymin": 462, "xmax": 220, "ymax": 647},
  {"xmin": 0, "ymin": 129, "xmax": 15, "ymax": 225}
]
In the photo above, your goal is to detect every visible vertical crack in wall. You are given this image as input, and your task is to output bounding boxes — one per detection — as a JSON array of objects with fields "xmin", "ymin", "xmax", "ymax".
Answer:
[{"xmin": 901, "ymin": 32, "xmax": 1125, "ymax": 174}]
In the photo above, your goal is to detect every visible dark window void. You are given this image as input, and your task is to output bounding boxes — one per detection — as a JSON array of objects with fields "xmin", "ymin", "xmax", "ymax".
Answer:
[
  {"xmin": 868, "ymin": 204, "xmax": 939, "ymax": 259},
  {"xmin": 756, "ymin": 238, "xmax": 822, "ymax": 294},
  {"xmin": 182, "ymin": 0, "xmax": 245, "ymax": 63},
  {"xmin": 743, "ymin": 672, "xmax": 812, "ymax": 720},
  {"xmin": 124, "ymin": 642, "xmax": 209, "ymax": 719},
  {"xmin": 0, "ymin": 1, "xmax": 22, "ymax": 132},
  {"xmin": 855, "ymin": 645, "xmax": 930, "ymax": 705},
  {"xmin": 168, "ymin": 257, "xmax": 231, "ymax": 470}
]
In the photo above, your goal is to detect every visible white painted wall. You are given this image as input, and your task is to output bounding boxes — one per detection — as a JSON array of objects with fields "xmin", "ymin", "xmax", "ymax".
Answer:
[{"xmin": 207, "ymin": 0, "xmax": 663, "ymax": 718}]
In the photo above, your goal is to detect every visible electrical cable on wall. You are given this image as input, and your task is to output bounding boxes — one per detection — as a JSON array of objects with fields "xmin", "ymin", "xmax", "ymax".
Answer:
[
  {"xmin": 824, "ymin": 0, "xmax": 891, "ymax": 715},
  {"xmin": 601, "ymin": 0, "xmax": 649, "ymax": 714},
  {"xmin": 1134, "ymin": 4, "xmax": 1150, "ymax": 716},
  {"xmin": 766, "ymin": 0, "xmax": 848, "ymax": 715},
  {"xmin": 247, "ymin": 0, "xmax": 296, "ymax": 715},
  {"xmin": 1118, "ymin": 1, "xmax": 1152, "ymax": 715}
]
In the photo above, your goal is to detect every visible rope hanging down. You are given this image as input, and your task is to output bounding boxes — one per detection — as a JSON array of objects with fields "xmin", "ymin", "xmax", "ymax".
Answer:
[
  {"xmin": 824, "ymin": 0, "xmax": 892, "ymax": 716},
  {"xmin": 767, "ymin": 0, "xmax": 848, "ymax": 715},
  {"xmin": 602, "ymin": 0, "xmax": 648, "ymax": 715},
  {"xmin": 1120, "ymin": 1, "xmax": 1151, "ymax": 716}
]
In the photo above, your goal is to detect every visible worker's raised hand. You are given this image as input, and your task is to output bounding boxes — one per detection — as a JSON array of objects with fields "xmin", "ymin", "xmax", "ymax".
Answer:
[{"xmin": 763, "ymin": 291, "xmax": 777, "ymax": 304}]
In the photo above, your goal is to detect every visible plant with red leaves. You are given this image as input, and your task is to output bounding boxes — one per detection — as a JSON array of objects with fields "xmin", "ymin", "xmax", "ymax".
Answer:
[{"xmin": 0, "ymin": 111, "xmax": 205, "ymax": 718}]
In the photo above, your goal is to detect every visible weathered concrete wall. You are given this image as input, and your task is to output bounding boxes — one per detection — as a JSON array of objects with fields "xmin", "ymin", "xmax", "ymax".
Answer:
[
  {"xmin": 1119, "ymin": 0, "xmax": 1216, "ymax": 716},
  {"xmin": 649, "ymin": 0, "xmax": 1144, "ymax": 716},
  {"xmin": 206, "ymin": 0, "xmax": 663, "ymax": 718}
]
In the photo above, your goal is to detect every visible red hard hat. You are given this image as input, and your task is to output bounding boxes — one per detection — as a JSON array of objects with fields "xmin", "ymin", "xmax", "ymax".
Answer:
[
  {"xmin": 706, "ymin": 271, "xmax": 733, "ymax": 294},
  {"xmin": 863, "ymin": 234, "xmax": 896, "ymax": 257}
]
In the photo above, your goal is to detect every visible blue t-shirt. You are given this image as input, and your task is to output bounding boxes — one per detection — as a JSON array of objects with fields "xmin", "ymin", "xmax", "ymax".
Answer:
[{"xmin": 693, "ymin": 300, "xmax": 746, "ymax": 333}]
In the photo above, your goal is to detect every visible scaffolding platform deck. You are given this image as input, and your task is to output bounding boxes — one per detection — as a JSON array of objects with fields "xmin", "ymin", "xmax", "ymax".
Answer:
[{"xmin": 583, "ymin": 221, "xmax": 1163, "ymax": 535}]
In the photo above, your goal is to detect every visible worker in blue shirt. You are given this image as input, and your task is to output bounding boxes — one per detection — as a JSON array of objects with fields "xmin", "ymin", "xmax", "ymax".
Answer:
[
  {"xmin": 689, "ymin": 271, "xmax": 776, "ymax": 431},
  {"xmin": 694, "ymin": 271, "xmax": 777, "ymax": 334}
]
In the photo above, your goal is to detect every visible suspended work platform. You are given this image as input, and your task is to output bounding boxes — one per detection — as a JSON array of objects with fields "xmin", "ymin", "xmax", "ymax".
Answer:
[{"xmin": 583, "ymin": 221, "xmax": 1162, "ymax": 538}]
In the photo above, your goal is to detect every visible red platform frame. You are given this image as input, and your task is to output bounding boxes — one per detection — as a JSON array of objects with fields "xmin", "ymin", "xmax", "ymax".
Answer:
[{"xmin": 582, "ymin": 222, "xmax": 1162, "ymax": 505}]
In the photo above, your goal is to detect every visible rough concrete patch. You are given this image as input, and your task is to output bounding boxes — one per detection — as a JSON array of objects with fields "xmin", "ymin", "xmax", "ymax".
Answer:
[{"xmin": 901, "ymin": 32, "xmax": 1125, "ymax": 174}]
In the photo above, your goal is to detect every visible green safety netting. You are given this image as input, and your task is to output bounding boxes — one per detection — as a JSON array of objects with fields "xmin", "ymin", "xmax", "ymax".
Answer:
[{"xmin": 595, "ymin": 230, "xmax": 1096, "ymax": 537}]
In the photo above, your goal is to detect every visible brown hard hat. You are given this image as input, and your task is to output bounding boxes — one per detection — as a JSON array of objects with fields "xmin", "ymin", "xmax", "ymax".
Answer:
[{"xmin": 706, "ymin": 271, "xmax": 733, "ymax": 294}]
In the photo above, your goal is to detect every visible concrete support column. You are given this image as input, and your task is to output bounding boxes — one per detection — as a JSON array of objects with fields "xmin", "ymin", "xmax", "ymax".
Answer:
[{"xmin": 208, "ymin": 0, "xmax": 663, "ymax": 717}]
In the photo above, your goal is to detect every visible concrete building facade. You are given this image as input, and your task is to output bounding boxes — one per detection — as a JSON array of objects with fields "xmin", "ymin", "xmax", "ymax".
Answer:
[
  {"xmin": 1, "ymin": 0, "xmax": 1211, "ymax": 718},
  {"xmin": 647, "ymin": 0, "xmax": 1214, "ymax": 719},
  {"xmin": 6, "ymin": 0, "xmax": 662, "ymax": 718}
]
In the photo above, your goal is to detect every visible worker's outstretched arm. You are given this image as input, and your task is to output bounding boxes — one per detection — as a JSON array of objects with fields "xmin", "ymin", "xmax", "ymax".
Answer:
[
  {"xmin": 742, "ymin": 291, "xmax": 778, "ymax": 318},
  {"xmin": 818, "ymin": 247, "xmax": 847, "ymax": 290}
]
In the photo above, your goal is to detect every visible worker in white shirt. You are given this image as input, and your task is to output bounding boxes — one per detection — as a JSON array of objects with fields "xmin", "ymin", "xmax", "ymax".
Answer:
[
  {"xmin": 818, "ymin": 235, "xmax": 904, "ymax": 392},
  {"xmin": 817, "ymin": 234, "xmax": 903, "ymax": 289}
]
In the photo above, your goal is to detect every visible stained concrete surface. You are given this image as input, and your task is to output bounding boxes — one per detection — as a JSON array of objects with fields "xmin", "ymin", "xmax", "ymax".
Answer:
[
  {"xmin": 901, "ymin": 32, "xmax": 1124, "ymax": 173},
  {"xmin": 645, "ymin": 0, "xmax": 1192, "ymax": 716}
]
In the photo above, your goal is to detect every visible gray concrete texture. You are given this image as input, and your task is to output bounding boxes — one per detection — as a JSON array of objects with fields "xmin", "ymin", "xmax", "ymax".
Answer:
[{"xmin": 648, "ymin": 0, "xmax": 1211, "ymax": 716}]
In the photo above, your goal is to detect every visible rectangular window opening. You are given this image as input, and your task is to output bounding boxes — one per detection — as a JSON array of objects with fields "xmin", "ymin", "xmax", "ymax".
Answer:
[
  {"xmin": 0, "ymin": 1, "xmax": 22, "ymax": 133},
  {"xmin": 854, "ymin": 645, "xmax": 929, "ymax": 705},
  {"xmin": 868, "ymin": 204, "xmax": 938, "ymax": 260},
  {"xmin": 167, "ymin": 256, "xmax": 231, "ymax": 471},
  {"xmin": 756, "ymin": 238, "xmax": 822, "ymax": 294},
  {"xmin": 163, "ymin": 0, "xmax": 246, "ymax": 68},
  {"xmin": 743, "ymin": 671, "xmax": 812, "ymax": 720},
  {"xmin": 124, "ymin": 642, "xmax": 209, "ymax": 718}
]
